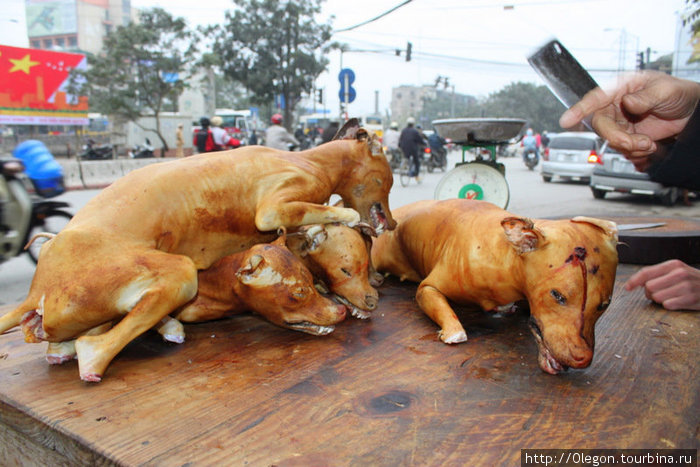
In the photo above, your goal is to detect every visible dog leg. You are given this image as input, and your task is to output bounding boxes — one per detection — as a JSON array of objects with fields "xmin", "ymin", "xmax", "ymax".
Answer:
[
  {"xmin": 416, "ymin": 283, "xmax": 467, "ymax": 344},
  {"xmin": 74, "ymin": 254, "xmax": 198, "ymax": 382},
  {"xmin": 46, "ymin": 322, "xmax": 114, "ymax": 364},
  {"xmin": 0, "ymin": 299, "xmax": 37, "ymax": 335},
  {"xmin": 256, "ymin": 201, "xmax": 360, "ymax": 231}
]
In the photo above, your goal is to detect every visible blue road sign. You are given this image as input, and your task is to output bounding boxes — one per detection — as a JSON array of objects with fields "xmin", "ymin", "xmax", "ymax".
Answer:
[
  {"xmin": 338, "ymin": 68, "xmax": 356, "ymax": 104},
  {"xmin": 338, "ymin": 87, "xmax": 356, "ymax": 104}
]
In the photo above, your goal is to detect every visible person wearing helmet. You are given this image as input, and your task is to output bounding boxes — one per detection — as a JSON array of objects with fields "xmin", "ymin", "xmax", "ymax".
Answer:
[
  {"xmin": 265, "ymin": 113, "xmax": 299, "ymax": 151},
  {"xmin": 399, "ymin": 117, "xmax": 424, "ymax": 182},
  {"xmin": 521, "ymin": 127, "xmax": 540, "ymax": 160},
  {"xmin": 193, "ymin": 117, "xmax": 215, "ymax": 154},
  {"xmin": 383, "ymin": 121, "xmax": 401, "ymax": 170},
  {"xmin": 210, "ymin": 116, "xmax": 241, "ymax": 150}
]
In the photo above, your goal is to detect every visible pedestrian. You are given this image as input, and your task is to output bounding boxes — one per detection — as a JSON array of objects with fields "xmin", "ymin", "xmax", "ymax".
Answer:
[
  {"xmin": 175, "ymin": 123, "xmax": 184, "ymax": 158},
  {"xmin": 560, "ymin": 70, "xmax": 700, "ymax": 310},
  {"xmin": 399, "ymin": 117, "xmax": 424, "ymax": 183},
  {"xmin": 248, "ymin": 129, "xmax": 258, "ymax": 146}
]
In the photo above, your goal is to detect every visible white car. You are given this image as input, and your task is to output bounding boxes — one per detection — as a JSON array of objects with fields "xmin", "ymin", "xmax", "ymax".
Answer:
[
  {"xmin": 590, "ymin": 144, "xmax": 681, "ymax": 206},
  {"xmin": 541, "ymin": 132, "xmax": 602, "ymax": 183}
]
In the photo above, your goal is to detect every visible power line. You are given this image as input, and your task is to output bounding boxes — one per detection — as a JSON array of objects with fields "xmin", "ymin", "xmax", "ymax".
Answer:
[{"xmin": 334, "ymin": 0, "xmax": 414, "ymax": 33}]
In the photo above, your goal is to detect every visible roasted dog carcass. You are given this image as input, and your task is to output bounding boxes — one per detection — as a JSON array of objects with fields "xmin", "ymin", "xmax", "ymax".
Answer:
[
  {"xmin": 0, "ymin": 119, "xmax": 395, "ymax": 382},
  {"xmin": 371, "ymin": 199, "xmax": 618, "ymax": 374}
]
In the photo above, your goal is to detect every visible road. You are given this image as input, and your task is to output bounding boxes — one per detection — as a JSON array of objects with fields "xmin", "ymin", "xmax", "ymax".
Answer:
[{"xmin": 1, "ymin": 152, "xmax": 698, "ymax": 306}]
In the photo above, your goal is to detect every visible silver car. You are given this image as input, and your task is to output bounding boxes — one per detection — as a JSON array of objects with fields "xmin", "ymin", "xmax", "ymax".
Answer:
[
  {"xmin": 541, "ymin": 132, "xmax": 602, "ymax": 183},
  {"xmin": 589, "ymin": 145, "xmax": 681, "ymax": 206}
]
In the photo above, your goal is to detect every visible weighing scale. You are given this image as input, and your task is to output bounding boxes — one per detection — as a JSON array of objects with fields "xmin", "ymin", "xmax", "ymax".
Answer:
[{"xmin": 433, "ymin": 118, "xmax": 526, "ymax": 209}]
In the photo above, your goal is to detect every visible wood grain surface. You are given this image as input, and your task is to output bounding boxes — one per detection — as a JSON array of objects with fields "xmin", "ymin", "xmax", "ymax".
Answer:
[{"xmin": 0, "ymin": 264, "xmax": 697, "ymax": 466}]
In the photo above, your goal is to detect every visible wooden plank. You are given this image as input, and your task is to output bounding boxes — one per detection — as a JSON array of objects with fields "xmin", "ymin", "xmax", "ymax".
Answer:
[{"xmin": 0, "ymin": 264, "xmax": 697, "ymax": 466}]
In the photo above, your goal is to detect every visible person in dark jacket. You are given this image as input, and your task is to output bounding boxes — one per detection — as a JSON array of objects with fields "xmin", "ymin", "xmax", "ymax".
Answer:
[
  {"xmin": 399, "ymin": 117, "xmax": 424, "ymax": 182},
  {"xmin": 193, "ymin": 117, "xmax": 215, "ymax": 154}
]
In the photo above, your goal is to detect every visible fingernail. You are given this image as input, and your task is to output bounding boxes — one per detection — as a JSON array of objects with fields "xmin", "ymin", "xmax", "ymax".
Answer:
[{"xmin": 638, "ymin": 138, "xmax": 652, "ymax": 150}]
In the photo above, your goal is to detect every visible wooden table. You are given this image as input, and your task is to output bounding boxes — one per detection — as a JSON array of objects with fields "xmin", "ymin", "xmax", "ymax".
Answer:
[{"xmin": 0, "ymin": 264, "xmax": 698, "ymax": 466}]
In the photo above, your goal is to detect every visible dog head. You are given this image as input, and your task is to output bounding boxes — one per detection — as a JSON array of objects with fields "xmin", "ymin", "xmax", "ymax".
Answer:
[
  {"xmin": 235, "ymin": 236, "xmax": 347, "ymax": 335},
  {"xmin": 332, "ymin": 119, "xmax": 396, "ymax": 235},
  {"xmin": 287, "ymin": 223, "xmax": 379, "ymax": 319},
  {"xmin": 501, "ymin": 216, "xmax": 618, "ymax": 374}
]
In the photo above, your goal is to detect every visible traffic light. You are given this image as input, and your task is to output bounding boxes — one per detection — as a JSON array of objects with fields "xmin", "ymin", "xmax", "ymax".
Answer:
[
  {"xmin": 637, "ymin": 51, "xmax": 645, "ymax": 70},
  {"xmin": 317, "ymin": 88, "xmax": 323, "ymax": 104},
  {"xmin": 406, "ymin": 42, "xmax": 412, "ymax": 62}
]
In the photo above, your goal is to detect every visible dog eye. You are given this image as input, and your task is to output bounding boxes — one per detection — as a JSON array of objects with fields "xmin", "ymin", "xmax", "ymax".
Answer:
[
  {"xmin": 597, "ymin": 300, "xmax": 610, "ymax": 311},
  {"xmin": 550, "ymin": 289, "xmax": 567, "ymax": 305},
  {"xmin": 340, "ymin": 268, "xmax": 352, "ymax": 277},
  {"xmin": 292, "ymin": 287, "xmax": 309, "ymax": 300}
]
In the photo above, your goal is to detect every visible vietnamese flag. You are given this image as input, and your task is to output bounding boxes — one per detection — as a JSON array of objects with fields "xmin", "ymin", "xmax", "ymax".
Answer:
[{"xmin": 0, "ymin": 44, "xmax": 88, "ymax": 124}]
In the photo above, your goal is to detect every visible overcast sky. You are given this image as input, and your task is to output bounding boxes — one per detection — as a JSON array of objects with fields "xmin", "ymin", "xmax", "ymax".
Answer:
[{"xmin": 2, "ymin": 0, "xmax": 691, "ymax": 117}]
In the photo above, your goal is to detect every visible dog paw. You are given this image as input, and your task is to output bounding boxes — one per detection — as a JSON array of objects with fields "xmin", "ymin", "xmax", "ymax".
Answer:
[
  {"xmin": 439, "ymin": 329, "xmax": 468, "ymax": 344},
  {"xmin": 80, "ymin": 372, "xmax": 102, "ymax": 383},
  {"xmin": 163, "ymin": 334, "xmax": 185, "ymax": 344}
]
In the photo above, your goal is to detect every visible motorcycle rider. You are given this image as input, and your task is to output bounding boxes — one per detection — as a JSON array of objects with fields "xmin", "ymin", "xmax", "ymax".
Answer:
[
  {"xmin": 193, "ymin": 117, "xmax": 216, "ymax": 154},
  {"xmin": 521, "ymin": 128, "xmax": 539, "ymax": 162},
  {"xmin": 210, "ymin": 116, "xmax": 241, "ymax": 150},
  {"xmin": 265, "ymin": 113, "xmax": 299, "ymax": 151},
  {"xmin": 427, "ymin": 128, "xmax": 447, "ymax": 167},
  {"xmin": 399, "ymin": 117, "xmax": 424, "ymax": 182},
  {"xmin": 383, "ymin": 121, "xmax": 401, "ymax": 168}
]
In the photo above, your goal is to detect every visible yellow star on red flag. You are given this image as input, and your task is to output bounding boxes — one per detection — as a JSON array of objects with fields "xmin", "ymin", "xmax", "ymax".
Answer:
[{"xmin": 9, "ymin": 54, "xmax": 40, "ymax": 74}]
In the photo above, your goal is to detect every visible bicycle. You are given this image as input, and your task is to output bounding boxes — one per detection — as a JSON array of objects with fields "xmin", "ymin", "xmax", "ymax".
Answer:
[{"xmin": 399, "ymin": 156, "xmax": 411, "ymax": 187}]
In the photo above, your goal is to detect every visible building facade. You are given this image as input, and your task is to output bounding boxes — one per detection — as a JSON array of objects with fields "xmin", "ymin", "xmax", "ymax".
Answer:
[{"xmin": 26, "ymin": 0, "xmax": 134, "ymax": 55}]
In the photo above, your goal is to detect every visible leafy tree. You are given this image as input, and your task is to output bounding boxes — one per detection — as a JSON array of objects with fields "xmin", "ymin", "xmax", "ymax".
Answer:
[
  {"xmin": 72, "ymin": 8, "xmax": 195, "ymax": 153},
  {"xmin": 210, "ymin": 0, "xmax": 336, "ymax": 129},
  {"xmin": 472, "ymin": 82, "xmax": 565, "ymax": 133}
]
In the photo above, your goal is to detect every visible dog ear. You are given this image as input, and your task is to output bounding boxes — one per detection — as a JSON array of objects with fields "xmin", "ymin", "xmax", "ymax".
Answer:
[
  {"xmin": 236, "ymin": 254, "xmax": 265, "ymax": 283},
  {"xmin": 501, "ymin": 217, "xmax": 546, "ymax": 254},
  {"xmin": 332, "ymin": 118, "xmax": 361, "ymax": 140},
  {"xmin": 571, "ymin": 216, "xmax": 618, "ymax": 241},
  {"xmin": 302, "ymin": 225, "xmax": 328, "ymax": 253},
  {"xmin": 368, "ymin": 132, "xmax": 384, "ymax": 156}
]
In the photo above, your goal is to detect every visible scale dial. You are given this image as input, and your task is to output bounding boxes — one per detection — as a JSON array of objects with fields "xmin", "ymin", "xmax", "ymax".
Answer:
[{"xmin": 434, "ymin": 162, "xmax": 510, "ymax": 208}]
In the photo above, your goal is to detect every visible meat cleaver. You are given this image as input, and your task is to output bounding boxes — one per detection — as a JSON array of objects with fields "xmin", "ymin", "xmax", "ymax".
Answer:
[{"xmin": 527, "ymin": 39, "xmax": 599, "ymax": 130}]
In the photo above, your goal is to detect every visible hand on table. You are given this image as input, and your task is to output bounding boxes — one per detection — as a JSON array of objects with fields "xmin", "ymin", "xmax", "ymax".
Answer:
[{"xmin": 624, "ymin": 259, "xmax": 700, "ymax": 311}]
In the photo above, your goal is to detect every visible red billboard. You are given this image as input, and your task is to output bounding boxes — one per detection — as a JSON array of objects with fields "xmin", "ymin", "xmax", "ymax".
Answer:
[{"xmin": 0, "ymin": 44, "xmax": 88, "ymax": 125}]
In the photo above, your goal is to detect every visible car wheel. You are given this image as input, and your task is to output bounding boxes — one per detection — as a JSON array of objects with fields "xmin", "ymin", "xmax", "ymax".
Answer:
[
  {"xmin": 660, "ymin": 187, "xmax": 679, "ymax": 206},
  {"xmin": 542, "ymin": 175, "xmax": 552, "ymax": 183},
  {"xmin": 591, "ymin": 187, "xmax": 606, "ymax": 199}
]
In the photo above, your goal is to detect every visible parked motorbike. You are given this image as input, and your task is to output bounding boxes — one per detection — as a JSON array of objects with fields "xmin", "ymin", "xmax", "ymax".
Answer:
[
  {"xmin": 523, "ymin": 147, "xmax": 539, "ymax": 170},
  {"xmin": 80, "ymin": 139, "xmax": 113, "ymax": 160},
  {"xmin": 129, "ymin": 138, "xmax": 155, "ymax": 159},
  {"xmin": 1, "ymin": 154, "xmax": 72, "ymax": 264}
]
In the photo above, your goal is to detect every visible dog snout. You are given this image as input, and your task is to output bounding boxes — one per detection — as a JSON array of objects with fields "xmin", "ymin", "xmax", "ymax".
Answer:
[{"xmin": 569, "ymin": 348, "xmax": 593, "ymax": 368}]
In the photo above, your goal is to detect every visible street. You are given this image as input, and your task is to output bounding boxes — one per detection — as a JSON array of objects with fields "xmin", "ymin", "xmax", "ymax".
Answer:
[{"xmin": 1, "ymin": 152, "xmax": 698, "ymax": 306}]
